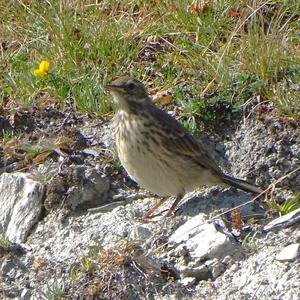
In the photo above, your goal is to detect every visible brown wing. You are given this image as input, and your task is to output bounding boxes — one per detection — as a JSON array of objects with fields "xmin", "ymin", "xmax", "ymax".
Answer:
[{"xmin": 147, "ymin": 104, "xmax": 224, "ymax": 176}]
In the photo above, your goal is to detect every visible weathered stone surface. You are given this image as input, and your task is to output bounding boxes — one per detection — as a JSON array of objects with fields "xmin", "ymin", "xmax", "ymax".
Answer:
[
  {"xmin": 0, "ymin": 256, "xmax": 26, "ymax": 279},
  {"xmin": 20, "ymin": 288, "xmax": 32, "ymax": 300},
  {"xmin": 225, "ymin": 118, "xmax": 300, "ymax": 193},
  {"xmin": 1, "ymin": 112, "xmax": 299, "ymax": 299},
  {"xmin": 276, "ymin": 243, "xmax": 300, "ymax": 262},
  {"xmin": 177, "ymin": 264, "xmax": 210, "ymax": 280},
  {"xmin": 44, "ymin": 166, "xmax": 110, "ymax": 211},
  {"xmin": 180, "ymin": 277, "xmax": 196, "ymax": 287},
  {"xmin": 194, "ymin": 226, "xmax": 300, "ymax": 300},
  {"xmin": 0, "ymin": 173, "xmax": 44, "ymax": 243},
  {"xmin": 25, "ymin": 201, "xmax": 158, "ymax": 262},
  {"xmin": 205, "ymin": 258, "xmax": 226, "ymax": 278},
  {"xmin": 169, "ymin": 214, "xmax": 241, "ymax": 262},
  {"xmin": 128, "ymin": 224, "xmax": 152, "ymax": 240},
  {"xmin": 263, "ymin": 208, "xmax": 300, "ymax": 232}
]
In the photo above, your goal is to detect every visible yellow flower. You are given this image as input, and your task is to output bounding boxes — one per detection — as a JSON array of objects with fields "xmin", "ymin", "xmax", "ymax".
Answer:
[{"xmin": 34, "ymin": 60, "xmax": 50, "ymax": 77}]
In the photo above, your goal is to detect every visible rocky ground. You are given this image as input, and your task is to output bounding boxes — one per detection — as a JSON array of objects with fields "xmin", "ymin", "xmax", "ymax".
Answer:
[{"xmin": 0, "ymin": 102, "xmax": 299, "ymax": 299}]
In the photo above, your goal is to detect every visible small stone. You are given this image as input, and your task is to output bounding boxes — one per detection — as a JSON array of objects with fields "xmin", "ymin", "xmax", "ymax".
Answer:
[
  {"xmin": 1, "ymin": 257, "xmax": 15, "ymax": 276},
  {"xmin": 206, "ymin": 259, "xmax": 226, "ymax": 278},
  {"xmin": 84, "ymin": 43, "xmax": 92, "ymax": 50},
  {"xmin": 1, "ymin": 256, "xmax": 25, "ymax": 278},
  {"xmin": 230, "ymin": 263, "xmax": 239, "ymax": 272},
  {"xmin": 263, "ymin": 208, "xmax": 300, "ymax": 232},
  {"xmin": 276, "ymin": 243, "xmax": 300, "ymax": 262},
  {"xmin": 180, "ymin": 277, "xmax": 196, "ymax": 287},
  {"xmin": 169, "ymin": 214, "xmax": 241, "ymax": 262},
  {"xmin": 82, "ymin": 148, "xmax": 101, "ymax": 157},
  {"xmin": 222, "ymin": 255, "xmax": 233, "ymax": 266},
  {"xmin": 129, "ymin": 225, "xmax": 151, "ymax": 240},
  {"xmin": 178, "ymin": 264, "xmax": 210, "ymax": 280},
  {"xmin": 21, "ymin": 288, "xmax": 32, "ymax": 300}
]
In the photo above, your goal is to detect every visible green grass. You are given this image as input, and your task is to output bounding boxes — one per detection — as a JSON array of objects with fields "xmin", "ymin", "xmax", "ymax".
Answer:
[
  {"xmin": 0, "ymin": 0, "xmax": 299, "ymax": 126},
  {"xmin": 242, "ymin": 231, "xmax": 259, "ymax": 256},
  {"xmin": 0, "ymin": 236, "xmax": 12, "ymax": 248},
  {"xmin": 41, "ymin": 279, "xmax": 67, "ymax": 300},
  {"xmin": 268, "ymin": 193, "xmax": 300, "ymax": 216}
]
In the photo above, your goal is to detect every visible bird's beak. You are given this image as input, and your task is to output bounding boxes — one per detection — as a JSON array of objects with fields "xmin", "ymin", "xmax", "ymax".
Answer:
[{"xmin": 105, "ymin": 84, "xmax": 126, "ymax": 93}]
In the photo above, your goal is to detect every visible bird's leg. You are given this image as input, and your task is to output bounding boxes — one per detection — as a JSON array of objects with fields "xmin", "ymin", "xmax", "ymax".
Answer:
[
  {"xmin": 165, "ymin": 194, "xmax": 183, "ymax": 217},
  {"xmin": 143, "ymin": 197, "xmax": 169, "ymax": 219}
]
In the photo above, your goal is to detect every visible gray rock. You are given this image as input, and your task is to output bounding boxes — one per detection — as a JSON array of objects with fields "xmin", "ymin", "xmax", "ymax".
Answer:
[
  {"xmin": 0, "ymin": 173, "xmax": 44, "ymax": 243},
  {"xmin": 193, "ymin": 226, "xmax": 300, "ymax": 300},
  {"xmin": 222, "ymin": 255, "xmax": 234, "ymax": 266},
  {"xmin": 128, "ymin": 224, "xmax": 152, "ymax": 241},
  {"xmin": 169, "ymin": 214, "xmax": 241, "ymax": 262},
  {"xmin": 225, "ymin": 118, "xmax": 300, "ymax": 192},
  {"xmin": 276, "ymin": 243, "xmax": 300, "ymax": 262},
  {"xmin": 205, "ymin": 258, "xmax": 226, "ymax": 278},
  {"xmin": 178, "ymin": 264, "xmax": 210, "ymax": 280},
  {"xmin": 25, "ymin": 199, "xmax": 159, "ymax": 262},
  {"xmin": 263, "ymin": 208, "xmax": 300, "ymax": 232},
  {"xmin": 180, "ymin": 277, "xmax": 196, "ymax": 287},
  {"xmin": 20, "ymin": 288, "xmax": 32, "ymax": 300},
  {"xmin": 44, "ymin": 166, "xmax": 110, "ymax": 211},
  {"xmin": 1, "ymin": 256, "xmax": 26, "ymax": 278}
]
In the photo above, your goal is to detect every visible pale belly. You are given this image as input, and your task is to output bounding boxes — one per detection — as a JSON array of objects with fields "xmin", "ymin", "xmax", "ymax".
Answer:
[
  {"xmin": 117, "ymin": 135, "xmax": 184, "ymax": 196},
  {"xmin": 115, "ymin": 112, "xmax": 222, "ymax": 196}
]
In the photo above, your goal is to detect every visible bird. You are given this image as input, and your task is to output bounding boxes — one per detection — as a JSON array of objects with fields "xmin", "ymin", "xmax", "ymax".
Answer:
[{"xmin": 106, "ymin": 76, "xmax": 263, "ymax": 218}]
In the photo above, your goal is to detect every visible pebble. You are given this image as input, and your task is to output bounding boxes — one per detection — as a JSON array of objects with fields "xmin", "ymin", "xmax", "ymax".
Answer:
[
  {"xmin": 276, "ymin": 243, "xmax": 300, "ymax": 262},
  {"xmin": 180, "ymin": 277, "xmax": 196, "ymax": 287},
  {"xmin": 21, "ymin": 288, "xmax": 32, "ymax": 300}
]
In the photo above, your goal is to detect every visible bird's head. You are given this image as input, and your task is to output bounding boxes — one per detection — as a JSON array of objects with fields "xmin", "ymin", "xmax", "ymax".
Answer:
[{"xmin": 106, "ymin": 76, "xmax": 151, "ymax": 110}]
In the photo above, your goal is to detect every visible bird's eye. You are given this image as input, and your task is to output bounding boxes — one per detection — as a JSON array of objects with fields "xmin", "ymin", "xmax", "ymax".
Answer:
[{"xmin": 127, "ymin": 83, "xmax": 135, "ymax": 90}]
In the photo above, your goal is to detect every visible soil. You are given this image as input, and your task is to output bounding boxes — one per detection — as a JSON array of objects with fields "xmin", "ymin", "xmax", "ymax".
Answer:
[{"xmin": 0, "ymin": 101, "xmax": 299, "ymax": 299}]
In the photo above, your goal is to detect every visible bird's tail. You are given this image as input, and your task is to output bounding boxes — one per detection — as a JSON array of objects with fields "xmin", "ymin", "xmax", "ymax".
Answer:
[{"xmin": 221, "ymin": 174, "xmax": 263, "ymax": 194}]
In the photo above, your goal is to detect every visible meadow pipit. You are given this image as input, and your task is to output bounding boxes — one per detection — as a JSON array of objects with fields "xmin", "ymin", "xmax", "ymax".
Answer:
[{"xmin": 106, "ymin": 76, "xmax": 263, "ymax": 218}]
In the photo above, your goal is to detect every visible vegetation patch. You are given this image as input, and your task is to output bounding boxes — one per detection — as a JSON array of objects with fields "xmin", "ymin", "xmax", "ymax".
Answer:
[{"xmin": 0, "ymin": 0, "xmax": 299, "ymax": 129}]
